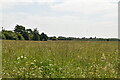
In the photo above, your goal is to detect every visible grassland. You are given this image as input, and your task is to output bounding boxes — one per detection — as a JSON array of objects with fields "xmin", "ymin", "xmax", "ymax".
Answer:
[{"xmin": 2, "ymin": 40, "xmax": 119, "ymax": 78}]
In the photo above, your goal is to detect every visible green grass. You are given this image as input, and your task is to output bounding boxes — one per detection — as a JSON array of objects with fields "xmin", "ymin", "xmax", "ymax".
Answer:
[{"xmin": 2, "ymin": 40, "xmax": 119, "ymax": 78}]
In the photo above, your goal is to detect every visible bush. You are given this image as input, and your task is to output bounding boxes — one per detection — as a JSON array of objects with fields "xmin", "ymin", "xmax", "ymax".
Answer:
[
  {"xmin": 2, "ymin": 34, "xmax": 6, "ymax": 40},
  {"xmin": 40, "ymin": 33, "xmax": 48, "ymax": 41},
  {"xmin": 3, "ymin": 31, "xmax": 18, "ymax": 40},
  {"xmin": 16, "ymin": 32, "xmax": 25, "ymax": 40},
  {"xmin": 0, "ymin": 32, "xmax": 6, "ymax": 40}
]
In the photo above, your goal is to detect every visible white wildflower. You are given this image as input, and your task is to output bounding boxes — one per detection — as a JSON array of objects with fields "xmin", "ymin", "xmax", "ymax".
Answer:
[
  {"xmin": 24, "ymin": 56, "xmax": 27, "ymax": 59},
  {"xmin": 17, "ymin": 57, "xmax": 20, "ymax": 60},
  {"xmin": 21, "ymin": 56, "xmax": 24, "ymax": 58},
  {"xmin": 31, "ymin": 62, "xmax": 34, "ymax": 65},
  {"xmin": 49, "ymin": 64, "xmax": 53, "ymax": 66},
  {"xmin": 34, "ymin": 60, "xmax": 36, "ymax": 62}
]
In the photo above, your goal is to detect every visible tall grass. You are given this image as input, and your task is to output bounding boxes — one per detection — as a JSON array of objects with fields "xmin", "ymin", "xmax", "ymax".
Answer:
[{"xmin": 2, "ymin": 40, "xmax": 119, "ymax": 78}]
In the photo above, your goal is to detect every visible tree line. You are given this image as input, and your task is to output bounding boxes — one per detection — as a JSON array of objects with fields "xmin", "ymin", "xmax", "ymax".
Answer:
[
  {"xmin": 0, "ymin": 24, "xmax": 48, "ymax": 41},
  {"xmin": 0, "ymin": 24, "xmax": 119, "ymax": 41},
  {"xmin": 49, "ymin": 36, "xmax": 119, "ymax": 41}
]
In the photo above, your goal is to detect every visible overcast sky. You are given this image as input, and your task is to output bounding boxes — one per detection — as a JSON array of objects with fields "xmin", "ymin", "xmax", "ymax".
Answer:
[{"xmin": 0, "ymin": 0, "xmax": 119, "ymax": 38}]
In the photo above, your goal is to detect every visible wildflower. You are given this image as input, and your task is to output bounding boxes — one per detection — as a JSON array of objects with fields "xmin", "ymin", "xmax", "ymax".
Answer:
[
  {"xmin": 101, "ymin": 53, "xmax": 106, "ymax": 61},
  {"xmin": 89, "ymin": 72, "xmax": 94, "ymax": 75},
  {"xmin": 32, "ymin": 74, "xmax": 35, "ymax": 76},
  {"xmin": 67, "ymin": 72, "xmax": 70, "ymax": 74},
  {"xmin": 23, "ymin": 67, "xmax": 25, "ymax": 70},
  {"xmin": 24, "ymin": 56, "xmax": 27, "ymax": 59},
  {"xmin": 13, "ymin": 70, "xmax": 15, "ymax": 72},
  {"xmin": 62, "ymin": 76, "xmax": 65, "ymax": 78},
  {"xmin": 31, "ymin": 62, "xmax": 34, "ymax": 65},
  {"xmin": 17, "ymin": 57, "xmax": 20, "ymax": 60},
  {"xmin": 34, "ymin": 60, "xmax": 36, "ymax": 62},
  {"xmin": 21, "ymin": 56, "xmax": 24, "ymax": 58},
  {"xmin": 49, "ymin": 64, "xmax": 53, "ymax": 66},
  {"xmin": 40, "ymin": 70, "xmax": 43, "ymax": 72}
]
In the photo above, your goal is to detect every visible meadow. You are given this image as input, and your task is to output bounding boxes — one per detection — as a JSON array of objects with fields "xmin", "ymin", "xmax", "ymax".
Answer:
[{"xmin": 2, "ymin": 40, "xmax": 119, "ymax": 78}]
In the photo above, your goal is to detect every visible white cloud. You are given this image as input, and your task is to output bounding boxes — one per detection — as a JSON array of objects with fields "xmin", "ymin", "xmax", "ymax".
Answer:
[
  {"xmin": 51, "ymin": 0, "xmax": 118, "ymax": 14},
  {"xmin": 0, "ymin": 0, "xmax": 56, "ymax": 9},
  {"xmin": 0, "ymin": 0, "xmax": 55, "ymax": 3}
]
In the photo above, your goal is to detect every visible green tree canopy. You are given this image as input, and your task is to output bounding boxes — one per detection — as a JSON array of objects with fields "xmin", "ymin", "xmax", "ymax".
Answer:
[
  {"xmin": 16, "ymin": 32, "xmax": 25, "ymax": 40},
  {"xmin": 14, "ymin": 25, "xmax": 25, "ymax": 34},
  {"xmin": 3, "ymin": 31, "xmax": 18, "ymax": 40},
  {"xmin": 0, "ymin": 32, "xmax": 6, "ymax": 40},
  {"xmin": 40, "ymin": 33, "xmax": 48, "ymax": 41},
  {"xmin": 32, "ymin": 28, "xmax": 40, "ymax": 41}
]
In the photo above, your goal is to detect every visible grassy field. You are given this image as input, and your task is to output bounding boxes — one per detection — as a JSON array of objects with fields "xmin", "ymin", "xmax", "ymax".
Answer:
[{"xmin": 2, "ymin": 40, "xmax": 119, "ymax": 78}]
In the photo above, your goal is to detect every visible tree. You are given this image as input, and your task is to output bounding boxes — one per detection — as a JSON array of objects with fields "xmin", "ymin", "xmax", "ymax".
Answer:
[
  {"xmin": 14, "ymin": 24, "xmax": 25, "ymax": 34},
  {"xmin": 2, "ymin": 25, "xmax": 50, "ymax": 41},
  {"xmin": 22, "ymin": 31, "xmax": 29, "ymax": 40},
  {"xmin": 2, "ymin": 34, "xmax": 6, "ymax": 40},
  {"xmin": 58, "ymin": 36, "xmax": 66, "ymax": 40},
  {"xmin": 40, "ymin": 33, "xmax": 48, "ymax": 41},
  {"xmin": 16, "ymin": 32, "xmax": 24, "ymax": 40},
  {"xmin": 90, "ymin": 37, "xmax": 92, "ymax": 39},
  {"xmin": 26, "ymin": 29, "xmax": 32, "ymax": 34},
  {"xmin": 3, "ymin": 31, "xmax": 18, "ymax": 40},
  {"xmin": 49, "ymin": 36, "xmax": 57, "ymax": 40},
  {"xmin": 26, "ymin": 29, "xmax": 33, "ymax": 40},
  {"xmin": 22, "ymin": 29, "xmax": 33, "ymax": 40},
  {"xmin": 0, "ymin": 32, "xmax": 6, "ymax": 40},
  {"xmin": 32, "ymin": 28, "xmax": 40, "ymax": 41}
]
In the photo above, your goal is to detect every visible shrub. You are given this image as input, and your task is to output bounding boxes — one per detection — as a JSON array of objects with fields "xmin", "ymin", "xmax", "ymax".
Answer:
[
  {"xmin": 0, "ymin": 32, "xmax": 6, "ymax": 40},
  {"xmin": 3, "ymin": 31, "xmax": 18, "ymax": 40},
  {"xmin": 16, "ymin": 32, "xmax": 25, "ymax": 40}
]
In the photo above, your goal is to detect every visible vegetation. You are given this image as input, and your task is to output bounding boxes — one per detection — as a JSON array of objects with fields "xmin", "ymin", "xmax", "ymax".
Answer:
[
  {"xmin": 1, "ymin": 25, "xmax": 48, "ymax": 41},
  {"xmin": 2, "ymin": 40, "xmax": 119, "ymax": 78},
  {"xmin": 1, "ymin": 24, "xmax": 119, "ymax": 78},
  {"xmin": 0, "ymin": 24, "xmax": 119, "ymax": 41},
  {"xmin": 2, "ymin": 31, "xmax": 19, "ymax": 40}
]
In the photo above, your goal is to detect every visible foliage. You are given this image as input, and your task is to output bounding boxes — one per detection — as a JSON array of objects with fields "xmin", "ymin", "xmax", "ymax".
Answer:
[
  {"xmin": 16, "ymin": 32, "xmax": 25, "ymax": 40},
  {"xmin": 1, "ymin": 25, "xmax": 49, "ymax": 41},
  {"xmin": 2, "ymin": 40, "xmax": 119, "ymax": 78},
  {"xmin": 2, "ymin": 31, "xmax": 18, "ymax": 40},
  {"xmin": 22, "ymin": 31, "xmax": 31, "ymax": 40},
  {"xmin": 58, "ymin": 36, "xmax": 66, "ymax": 40},
  {"xmin": 0, "ymin": 32, "xmax": 6, "ymax": 40},
  {"xmin": 26, "ymin": 29, "xmax": 33, "ymax": 40},
  {"xmin": 40, "ymin": 33, "xmax": 48, "ymax": 41},
  {"xmin": 32, "ymin": 28, "xmax": 40, "ymax": 41},
  {"xmin": 49, "ymin": 36, "xmax": 57, "ymax": 40},
  {"xmin": 14, "ymin": 25, "xmax": 25, "ymax": 34}
]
